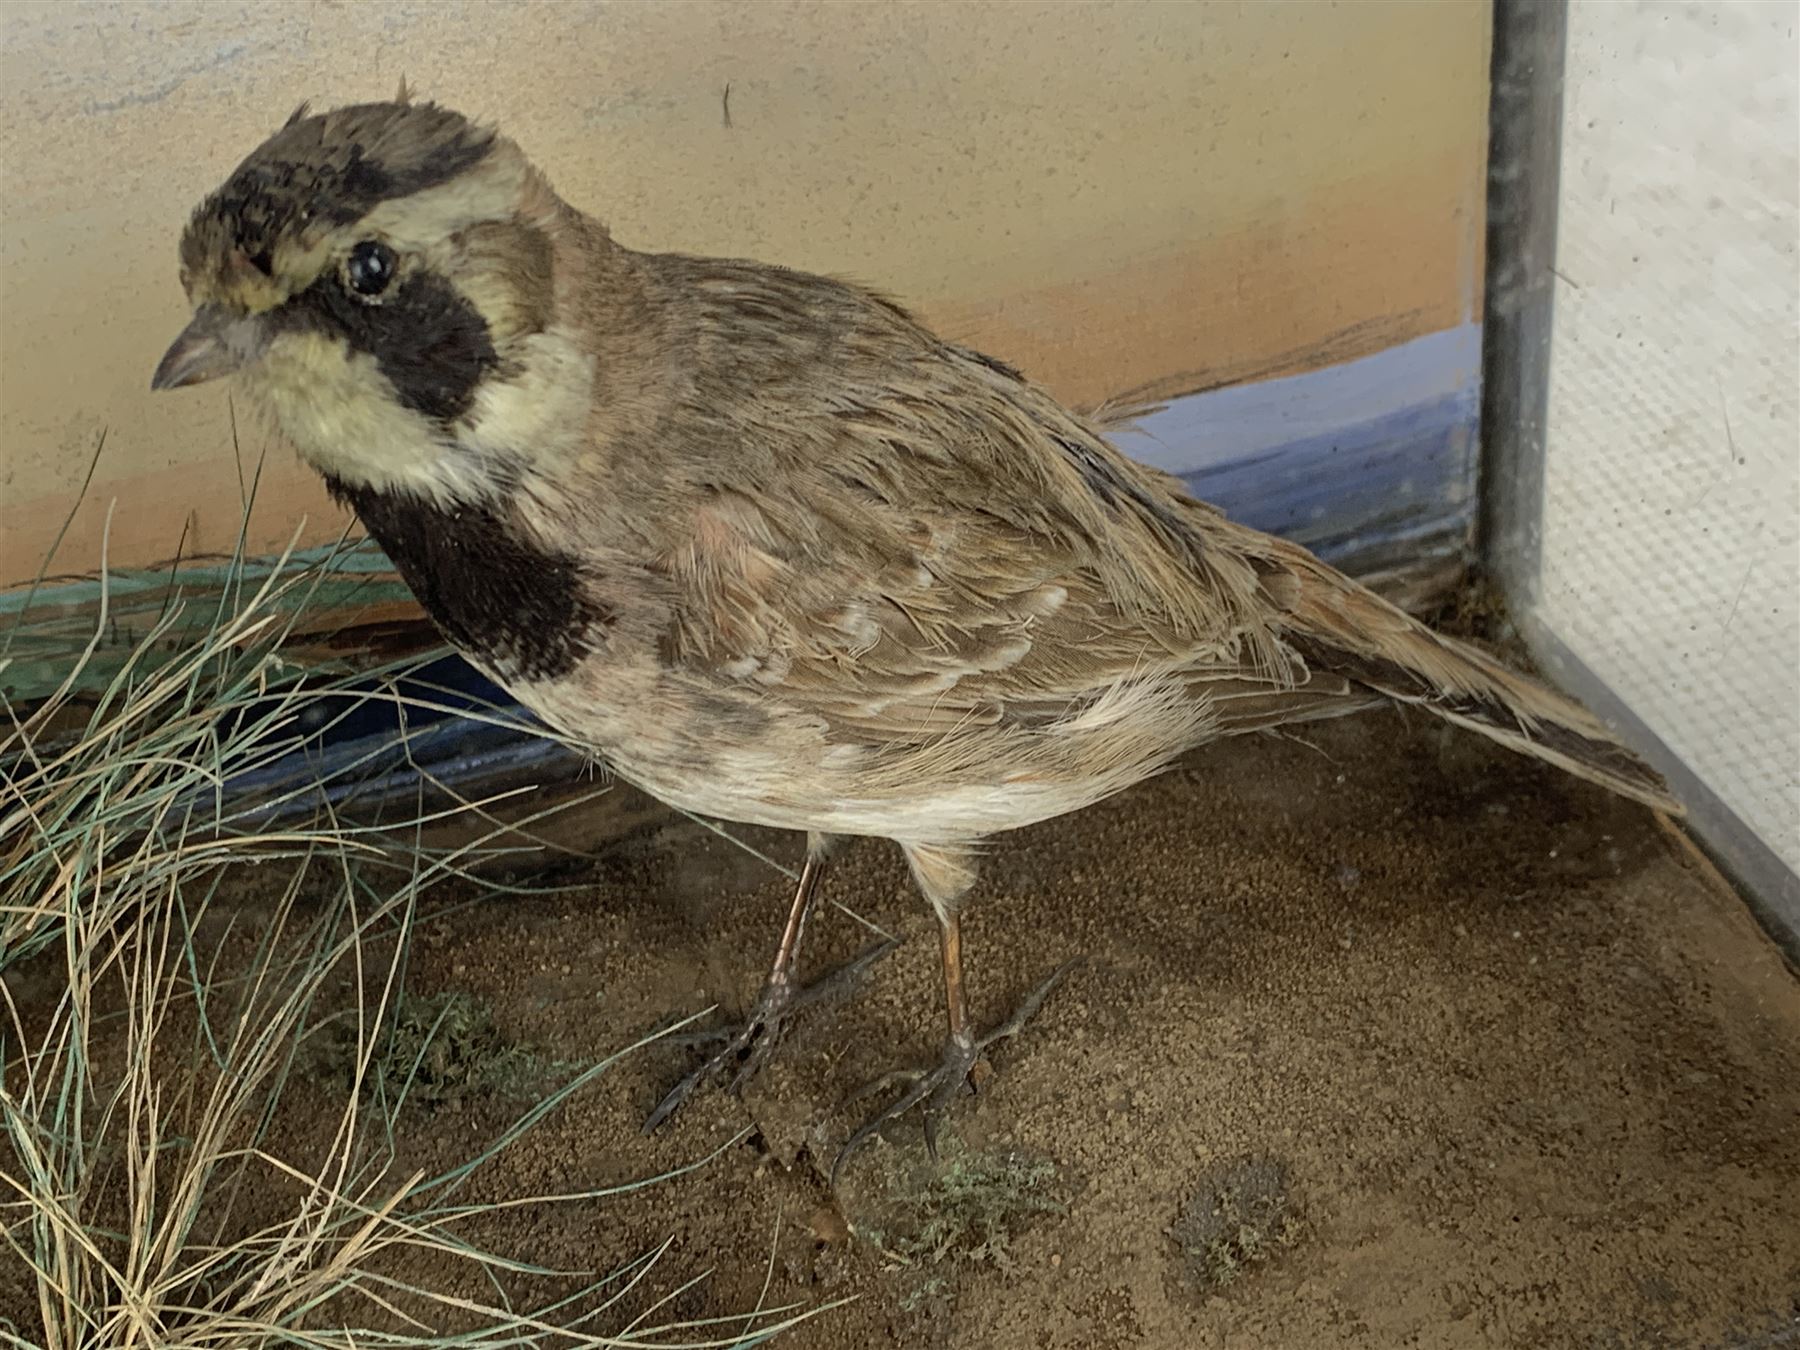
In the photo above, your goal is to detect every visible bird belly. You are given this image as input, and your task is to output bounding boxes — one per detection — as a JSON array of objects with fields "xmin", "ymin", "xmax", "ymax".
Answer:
[{"xmin": 510, "ymin": 660, "xmax": 1195, "ymax": 845}]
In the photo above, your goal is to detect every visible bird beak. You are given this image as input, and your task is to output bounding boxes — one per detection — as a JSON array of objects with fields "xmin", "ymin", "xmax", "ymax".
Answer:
[{"xmin": 150, "ymin": 305, "xmax": 267, "ymax": 391}]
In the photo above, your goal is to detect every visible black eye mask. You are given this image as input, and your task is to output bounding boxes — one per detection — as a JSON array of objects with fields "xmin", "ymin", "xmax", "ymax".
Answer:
[{"xmin": 286, "ymin": 266, "xmax": 499, "ymax": 424}]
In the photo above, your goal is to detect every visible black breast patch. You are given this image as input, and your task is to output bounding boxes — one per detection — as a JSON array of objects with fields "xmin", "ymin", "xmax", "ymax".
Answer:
[{"xmin": 326, "ymin": 478, "xmax": 611, "ymax": 683}]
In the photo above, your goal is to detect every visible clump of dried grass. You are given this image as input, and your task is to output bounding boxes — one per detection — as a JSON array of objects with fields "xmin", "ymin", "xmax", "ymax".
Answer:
[
  {"xmin": 1, "ymin": 541, "xmax": 333, "ymax": 967},
  {"xmin": 1, "ymin": 861, "xmax": 813, "ymax": 1348}
]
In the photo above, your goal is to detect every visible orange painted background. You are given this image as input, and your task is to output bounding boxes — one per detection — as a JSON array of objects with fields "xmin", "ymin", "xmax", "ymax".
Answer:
[{"xmin": 0, "ymin": 1, "xmax": 1489, "ymax": 586}]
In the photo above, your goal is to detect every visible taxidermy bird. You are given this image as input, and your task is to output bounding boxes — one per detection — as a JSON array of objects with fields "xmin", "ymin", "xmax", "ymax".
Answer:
[{"xmin": 152, "ymin": 97, "xmax": 1679, "ymax": 1173}]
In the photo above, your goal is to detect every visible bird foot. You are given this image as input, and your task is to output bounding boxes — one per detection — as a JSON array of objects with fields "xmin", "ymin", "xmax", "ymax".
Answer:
[
  {"xmin": 830, "ymin": 959, "xmax": 1076, "ymax": 1185},
  {"xmin": 644, "ymin": 937, "xmax": 899, "ymax": 1133}
]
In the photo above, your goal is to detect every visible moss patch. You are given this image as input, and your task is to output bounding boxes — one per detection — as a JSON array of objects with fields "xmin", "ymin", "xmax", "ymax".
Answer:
[
  {"xmin": 862, "ymin": 1140, "xmax": 1065, "ymax": 1271},
  {"xmin": 1170, "ymin": 1156, "xmax": 1306, "ymax": 1292},
  {"xmin": 317, "ymin": 988, "xmax": 551, "ymax": 1112}
]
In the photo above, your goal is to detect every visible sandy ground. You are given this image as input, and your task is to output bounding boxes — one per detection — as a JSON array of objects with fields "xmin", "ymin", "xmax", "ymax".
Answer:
[{"xmin": 7, "ymin": 709, "xmax": 1799, "ymax": 1347}]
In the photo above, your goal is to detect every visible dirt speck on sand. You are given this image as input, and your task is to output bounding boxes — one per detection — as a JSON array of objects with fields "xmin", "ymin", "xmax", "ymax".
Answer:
[{"xmin": 8, "ymin": 710, "xmax": 1799, "ymax": 1347}]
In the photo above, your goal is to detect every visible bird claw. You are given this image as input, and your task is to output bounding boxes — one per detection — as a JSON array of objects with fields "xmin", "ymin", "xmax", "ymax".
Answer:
[
  {"xmin": 830, "ymin": 958, "xmax": 1078, "ymax": 1185},
  {"xmin": 643, "ymin": 936, "xmax": 900, "ymax": 1134}
]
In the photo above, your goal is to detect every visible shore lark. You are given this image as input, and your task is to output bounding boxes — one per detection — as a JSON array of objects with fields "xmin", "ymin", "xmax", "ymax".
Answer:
[{"xmin": 153, "ymin": 98, "xmax": 1679, "ymax": 1174}]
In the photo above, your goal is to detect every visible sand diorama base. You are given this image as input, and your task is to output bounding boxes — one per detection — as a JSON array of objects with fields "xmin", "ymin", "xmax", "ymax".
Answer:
[{"xmin": 6, "ymin": 711, "xmax": 1796, "ymax": 1348}]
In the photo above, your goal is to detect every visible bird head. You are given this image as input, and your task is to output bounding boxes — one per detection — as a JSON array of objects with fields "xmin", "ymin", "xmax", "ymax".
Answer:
[{"xmin": 152, "ymin": 98, "xmax": 593, "ymax": 504}]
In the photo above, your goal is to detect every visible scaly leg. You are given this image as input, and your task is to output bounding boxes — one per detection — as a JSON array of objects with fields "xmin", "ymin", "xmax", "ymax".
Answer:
[
  {"xmin": 644, "ymin": 836, "xmax": 898, "ymax": 1133},
  {"xmin": 832, "ymin": 841, "xmax": 1075, "ymax": 1183}
]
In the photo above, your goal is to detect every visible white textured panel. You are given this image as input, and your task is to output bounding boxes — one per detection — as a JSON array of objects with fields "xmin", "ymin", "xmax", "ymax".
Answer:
[{"xmin": 1539, "ymin": 2, "xmax": 1798, "ymax": 873}]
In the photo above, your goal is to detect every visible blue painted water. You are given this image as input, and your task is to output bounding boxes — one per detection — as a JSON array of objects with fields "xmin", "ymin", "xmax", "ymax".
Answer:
[{"xmin": 1117, "ymin": 322, "xmax": 1482, "ymax": 573}]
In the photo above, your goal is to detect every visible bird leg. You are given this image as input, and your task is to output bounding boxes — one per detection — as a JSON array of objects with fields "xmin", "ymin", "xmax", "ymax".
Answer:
[
  {"xmin": 644, "ymin": 845, "xmax": 897, "ymax": 1133},
  {"xmin": 831, "ymin": 911, "xmax": 1075, "ymax": 1184}
]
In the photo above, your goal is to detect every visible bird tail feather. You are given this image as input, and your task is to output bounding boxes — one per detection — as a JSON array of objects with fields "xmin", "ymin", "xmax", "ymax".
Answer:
[{"xmin": 1273, "ymin": 547, "xmax": 1681, "ymax": 814}]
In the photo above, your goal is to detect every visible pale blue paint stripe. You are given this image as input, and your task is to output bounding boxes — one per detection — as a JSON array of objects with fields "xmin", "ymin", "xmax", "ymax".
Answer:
[{"xmin": 1111, "ymin": 323, "xmax": 1483, "ymax": 476}]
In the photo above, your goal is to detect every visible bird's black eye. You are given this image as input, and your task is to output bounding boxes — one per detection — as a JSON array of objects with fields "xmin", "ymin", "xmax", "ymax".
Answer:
[{"xmin": 345, "ymin": 240, "xmax": 397, "ymax": 298}]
